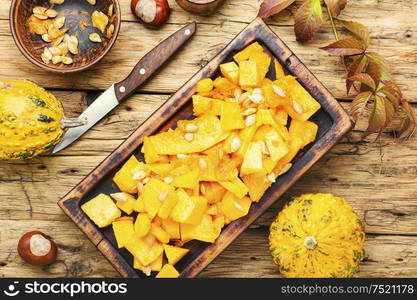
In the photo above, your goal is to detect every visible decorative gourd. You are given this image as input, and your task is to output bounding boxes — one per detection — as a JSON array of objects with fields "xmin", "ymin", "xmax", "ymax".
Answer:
[
  {"xmin": 0, "ymin": 80, "xmax": 85, "ymax": 160},
  {"xmin": 269, "ymin": 193, "xmax": 365, "ymax": 278}
]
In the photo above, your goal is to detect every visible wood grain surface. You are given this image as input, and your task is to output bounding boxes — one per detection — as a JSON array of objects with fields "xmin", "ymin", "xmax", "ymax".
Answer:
[{"xmin": 1, "ymin": 0, "xmax": 417, "ymax": 278}]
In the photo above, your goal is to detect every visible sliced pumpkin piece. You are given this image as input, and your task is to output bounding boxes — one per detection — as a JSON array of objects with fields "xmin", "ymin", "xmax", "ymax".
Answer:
[
  {"xmin": 110, "ymin": 192, "xmax": 136, "ymax": 215},
  {"xmin": 220, "ymin": 102, "xmax": 245, "ymax": 131},
  {"xmin": 112, "ymin": 217, "xmax": 135, "ymax": 248},
  {"xmin": 142, "ymin": 136, "xmax": 160, "ymax": 164},
  {"xmin": 202, "ymin": 182, "xmax": 227, "ymax": 204},
  {"xmin": 277, "ymin": 76, "xmax": 321, "ymax": 121},
  {"xmin": 219, "ymin": 177, "xmax": 249, "ymax": 199},
  {"xmin": 158, "ymin": 190, "xmax": 179, "ymax": 219},
  {"xmin": 134, "ymin": 213, "xmax": 152, "ymax": 238},
  {"xmin": 113, "ymin": 155, "xmax": 140, "ymax": 194},
  {"xmin": 240, "ymin": 141, "xmax": 263, "ymax": 175},
  {"xmin": 161, "ymin": 218, "xmax": 181, "ymax": 240},
  {"xmin": 125, "ymin": 237, "xmax": 164, "ymax": 266},
  {"xmin": 170, "ymin": 189, "xmax": 207, "ymax": 225},
  {"xmin": 220, "ymin": 61, "xmax": 239, "ymax": 85},
  {"xmin": 181, "ymin": 214, "xmax": 221, "ymax": 243},
  {"xmin": 148, "ymin": 114, "xmax": 228, "ymax": 155},
  {"xmin": 289, "ymin": 119, "xmax": 318, "ymax": 148},
  {"xmin": 133, "ymin": 196, "xmax": 145, "ymax": 213},
  {"xmin": 233, "ymin": 42, "xmax": 264, "ymax": 63},
  {"xmin": 251, "ymin": 51, "xmax": 270, "ymax": 83},
  {"xmin": 155, "ymin": 264, "xmax": 180, "ymax": 278},
  {"xmin": 81, "ymin": 194, "xmax": 121, "ymax": 228},
  {"xmin": 141, "ymin": 178, "xmax": 174, "ymax": 218},
  {"xmin": 220, "ymin": 192, "xmax": 252, "ymax": 221},
  {"xmin": 196, "ymin": 78, "xmax": 214, "ymax": 94},
  {"xmin": 239, "ymin": 60, "xmax": 259, "ymax": 88},
  {"xmin": 163, "ymin": 244, "xmax": 190, "ymax": 265},
  {"xmin": 242, "ymin": 172, "xmax": 271, "ymax": 203},
  {"xmin": 274, "ymin": 58, "xmax": 285, "ymax": 79},
  {"xmin": 172, "ymin": 168, "xmax": 199, "ymax": 190},
  {"xmin": 150, "ymin": 223, "xmax": 170, "ymax": 244}
]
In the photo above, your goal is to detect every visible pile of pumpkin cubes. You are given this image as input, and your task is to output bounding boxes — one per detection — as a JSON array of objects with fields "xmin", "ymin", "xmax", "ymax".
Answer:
[{"xmin": 81, "ymin": 42, "xmax": 321, "ymax": 277}]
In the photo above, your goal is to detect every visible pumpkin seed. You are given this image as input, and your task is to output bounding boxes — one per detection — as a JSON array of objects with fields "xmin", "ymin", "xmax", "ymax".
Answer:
[
  {"xmin": 142, "ymin": 177, "xmax": 150, "ymax": 184},
  {"xmin": 132, "ymin": 170, "xmax": 147, "ymax": 180},
  {"xmin": 33, "ymin": 7, "xmax": 47, "ymax": 15},
  {"xmin": 66, "ymin": 35, "xmax": 79, "ymax": 55},
  {"xmin": 266, "ymin": 173, "xmax": 276, "ymax": 183},
  {"xmin": 53, "ymin": 16, "xmax": 66, "ymax": 29},
  {"xmin": 159, "ymin": 191, "xmax": 168, "ymax": 202},
  {"xmin": 200, "ymin": 183, "xmax": 206, "ymax": 195},
  {"xmin": 108, "ymin": 4, "xmax": 114, "ymax": 17},
  {"xmin": 245, "ymin": 114, "xmax": 256, "ymax": 127},
  {"xmin": 89, "ymin": 33, "xmax": 102, "ymax": 43},
  {"xmin": 41, "ymin": 53, "xmax": 51, "ymax": 64},
  {"xmin": 43, "ymin": 47, "xmax": 53, "ymax": 60},
  {"xmin": 198, "ymin": 158, "xmax": 208, "ymax": 170},
  {"xmin": 137, "ymin": 182, "xmax": 144, "ymax": 192},
  {"xmin": 106, "ymin": 24, "xmax": 115, "ymax": 39},
  {"xmin": 92, "ymin": 11, "xmax": 109, "ymax": 33},
  {"xmin": 163, "ymin": 177, "xmax": 173, "ymax": 184},
  {"xmin": 292, "ymin": 101, "xmax": 303, "ymax": 114},
  {"xmin": 177, "ymin": 154, "xmax": 187, "ymax": 159},
  {"xmin": 184, "ymin": 133, "xmax": 195, "ymax": 142},
  {"xmin": 51, "ymin": 55, "xmax": 63, "ymax": 64},
  {"xmin": 49, "ymin": 47, "xmax": 61, "ymax": 56},
  {"xmin": 184, "ymin": 123, "xmax": 198, "ymax": 133},
  {"xmin": 272, "ymin": 85, "xmax": 286, "ymax": 97},
  {"xmin": 34, "ymin": 13, "xmax": 48, "ymax": 20},
  {"xmin": 278, "ymin": 163, "xmax": 292, "ymax": 176},
  {"xmin": 46, "ymin": 9, "xmax": 58, "ymax": 18},
  {"xmin": 51, "ymin": 34, "xmax": 65, "ymax": 47},
  {"xmin": 234, "ymin": 201, "xmax": 244, "ymax": 212},
  {"xmin": 242, "ymin": 107, "xmax": 257, "ymax": 116},
  {"xmin": 248, "ymin": 92, "xmax": 264, "ymax": 104},
  {"xmin": 61, "ymin": 56, "xmax": 73, "ymax": 65},
  {"xmin": 230, "ymin": 137, "xmax": 241, "ymax": 152},
  {"xmin": 57, "ymin": 42, "xmax": 69, "ymax": 56},
  {"xmin": 110, "ymin": 192, "xmax": 128, "ymax": 202},
  {"xmin": 50, "ymin": 0, "xmax": 65, "ymax": 4},
  {"xmin": 41, "ymin": 34, "xmax": 51, "ymax": 42}
]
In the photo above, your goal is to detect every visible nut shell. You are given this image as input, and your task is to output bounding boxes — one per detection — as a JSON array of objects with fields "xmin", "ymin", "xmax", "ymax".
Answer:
[
  {"xmin": 131, "ymin": 0, "xmax": 170, "ymax": 28},
  {"xmin": 17, "ymin": 231, "xmax": 57, "ymax": 266}
]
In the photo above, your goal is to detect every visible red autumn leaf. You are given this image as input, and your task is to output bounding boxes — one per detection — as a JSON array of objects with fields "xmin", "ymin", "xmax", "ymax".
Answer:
[
  {"xmin": 349, "ymin": 73, "xmax": 377, "ymax": 91},
  {"xmin": 258, "ymin": 0, "xmax": 296, "ymax": 18},
  {"xmin": 324, "ymin": 0, "xmax": 347, "ymax": 17},
  {"xmin": 351, "ymin": 91, "xmax": 372, "ymax": 122},
  {"xmin": 338, "ymin": 20, "xmax": 370, "ymax": 47},
  {"xmin": 294, "ymin": 0, "xmax": 323, "ymax": 42},
  {"xmin": 378, "ymin": 80, "xmax": 402, "ymax": 109},
  {"xmin": 346, "ymin": 55, "xmax": 368, "ymax": 94},
  {"xmin": 365, "ymin": 56, "xmax": 382, "ymax": 86},
  {"xmin": 320, "ymin": 38, "xmax": 365, "ymax": 56},
  {"xmin": 398, "ymin": 100, "xmax": 417, "ymax": 140}
]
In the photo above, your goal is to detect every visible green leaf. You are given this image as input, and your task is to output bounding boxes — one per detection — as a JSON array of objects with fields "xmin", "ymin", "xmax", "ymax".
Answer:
[
  {"xmin": 351, "ymin": 91, "xmax": 372, "ymax": 122},
  {"xmin": 324, "ymin": 0, "xmax": 347, "ymax": 17},
  {"xmin": 338, "ymin": 20, "xmax": 370, "ymax": 47},
  {"xmin": 320, "ymin": 38, "xmax": 366, "ymax": 56},
  {"xmin": 364, "ymin": 95, "xmax": 386, "ymax": 137},
  {"xmin": 366, "ymin": 52, "xmax": 391, "ymax": 81},
  {"xmin": 346, "ymin": 55, "xmax": 368, "ymax": 94},
  {"xmin": 294, "ymin": 0, "xmax": 323, "ymax": 42},
  {"xmin": 258, "ymin": 0, "xmax": 296, "ymax": 18},
  {"xmin": 349, "ymin": 73, "xmax": 376, "ymax": 91}
]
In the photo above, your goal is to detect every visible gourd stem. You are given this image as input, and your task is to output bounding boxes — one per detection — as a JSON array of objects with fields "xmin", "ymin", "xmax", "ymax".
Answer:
[
  {"xmin": 304, "ymin": 236, "xmax": 318, "ymax": 250},
  {"xmin": 61, "ymin": 117, "xmax": 87, "ymax": 129}
]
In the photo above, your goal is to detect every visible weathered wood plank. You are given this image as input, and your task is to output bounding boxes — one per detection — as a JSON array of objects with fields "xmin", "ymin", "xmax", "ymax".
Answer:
[
  {"xmin": 0, "ymin": 1, "xmax": 416, "ymax": 100},
  {"xmin": 200, "ymin": 230, "xmax": 417, "ymax": 278},
  {"xmin": 1, "ymin": 223, "xmax": 416, "ymax": 278},
  {"xmin": 0, "ymin": 220, "xmax": 118, "ymax": 278}
]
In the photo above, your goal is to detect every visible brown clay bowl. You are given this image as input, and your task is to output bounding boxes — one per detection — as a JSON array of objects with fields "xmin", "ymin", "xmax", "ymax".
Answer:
[
  {"xmin": 10, "ymin": 0, "xmax": 121, "ymax": 73},
  {"xmin": 175, "ymin": 0, "xmax": 226, "ymax": 16}
]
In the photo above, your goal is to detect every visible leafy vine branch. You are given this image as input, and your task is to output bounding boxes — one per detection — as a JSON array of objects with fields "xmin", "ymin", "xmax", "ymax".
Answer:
[{"xmin": 258, "ymin": 0, "xmax": 416, "ymax": 140}]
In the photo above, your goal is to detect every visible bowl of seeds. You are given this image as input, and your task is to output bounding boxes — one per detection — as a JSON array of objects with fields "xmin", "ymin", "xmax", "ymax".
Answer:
[{"xmin": 10, "ymin": 0, "xmax": 121, "ymax": 73}]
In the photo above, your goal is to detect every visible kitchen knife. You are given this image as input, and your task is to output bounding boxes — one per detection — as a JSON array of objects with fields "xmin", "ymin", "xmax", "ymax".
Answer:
[{"xmin": 53, "ymin": 22, "xmax": 196, "ymax": 153}]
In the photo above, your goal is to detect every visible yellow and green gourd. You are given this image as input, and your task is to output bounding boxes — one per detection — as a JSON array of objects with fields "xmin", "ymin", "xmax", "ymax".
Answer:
[
  {"xmin": 0, "ymin": 80, "xmax": 84, "ymax": 160},
  {"xmin": 269, "ymin": 193, "xmax": 365, "ymax": 278}
]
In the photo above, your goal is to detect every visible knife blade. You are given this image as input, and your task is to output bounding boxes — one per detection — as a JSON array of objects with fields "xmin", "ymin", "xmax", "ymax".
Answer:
[{"xmin": 53, "ymin": 22, "xmax": 197, "ymax": 153}]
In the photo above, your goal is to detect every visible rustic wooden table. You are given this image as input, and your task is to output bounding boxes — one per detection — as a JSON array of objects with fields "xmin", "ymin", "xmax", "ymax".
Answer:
[{"xmin": 1, "ymin": 0, "xmax": 416, "ymax": 278}]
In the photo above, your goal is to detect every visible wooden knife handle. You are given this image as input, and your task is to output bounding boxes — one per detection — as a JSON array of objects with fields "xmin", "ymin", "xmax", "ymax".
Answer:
[{"xmin": 114, "ymin": 22, "xmax": 197, "ymax": 102}]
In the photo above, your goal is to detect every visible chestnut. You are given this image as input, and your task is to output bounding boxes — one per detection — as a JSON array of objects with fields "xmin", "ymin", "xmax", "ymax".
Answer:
[
  {"xmin": 17, "ymin": 231, "xmax": 57, "ymax": 266},
  {"xmin": 131, "ymin": 0, "xmax": 170, "ymax": 28}
]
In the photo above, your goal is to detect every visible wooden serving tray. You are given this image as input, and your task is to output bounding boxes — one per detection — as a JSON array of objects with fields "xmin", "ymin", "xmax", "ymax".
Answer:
[{"xmin": 58, "ymin": 18, "xmax": 353, "ymax": 278}]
